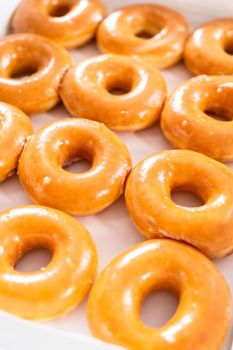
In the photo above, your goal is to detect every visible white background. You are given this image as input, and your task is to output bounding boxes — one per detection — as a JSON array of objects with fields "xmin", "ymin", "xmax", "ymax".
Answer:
[{"xmin": 0, "ymin": 0, "xmax": 232, "ymax": 349}]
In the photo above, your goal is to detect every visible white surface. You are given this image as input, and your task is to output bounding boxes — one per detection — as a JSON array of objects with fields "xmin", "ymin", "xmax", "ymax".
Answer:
[
  {"xmin": 0, "ymin": 0, "xmax": 233, "ymax": 349},
  {"xmin": 0, "ymin": 311, "xmax": 124, "ymax": 350}
]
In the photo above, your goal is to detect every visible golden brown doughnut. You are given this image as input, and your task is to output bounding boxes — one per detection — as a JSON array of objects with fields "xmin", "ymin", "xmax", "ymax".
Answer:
[
  {"xmin": 0, "ymin": 34, "xmax": 73, "ymax": 114},
  {"xmin": 12, "ymin": 0, "xmax": 106, "ymax": 49},
  {"xmin": 161, "ymin": 75, "xmax": 233, "ymax": 161},
  {"xmin": 0, "ymin": 205, "xmax": 97, "ymax": 320},
  {"xmin": 18, "ymin": 118, "xmax": 132, "ymax": 215},
  {"xmin": 184, "ymin": 19, "xmax": 233, "ymax": 75},
  {"xmin": 87, "ymin": 239, "xmax": 231, "ymax": 350},
  {"xmin": 60, "ymin": 54, "xmax": 167, "ymax": 131},
  {"xmin": 97, "ymin": 4, "xmax": 188, "ymax": 68},
  {"xmin": 125, "ymin": 150, "xmax": 233, "ymax": 258},
  {"xmin": 0, "ymin": 102, "xmax": 33, "ymax": 182}
]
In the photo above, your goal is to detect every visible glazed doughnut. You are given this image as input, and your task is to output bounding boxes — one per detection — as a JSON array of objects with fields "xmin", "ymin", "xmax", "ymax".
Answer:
[
  {"xmin": 0, "ymin": 34, "xmax": 73, "ymax": 114},
  {"xmin": 184, "ymin": 19, "xmax": 233, "ymax": 75},
  {"xmin": 87, "ymin": 239, "xmax": 231, "ymax": 350},
  {"xmin": 161, "ymin": 75, "xmax": 233, "ymax": 161},
  {"xmin": 97, "ymin": 4, "xmax": 188, "ymax": 68},
  {"xmin": 12, "ymin": 0, "xmax": 106, "ymax": 49},
  {"xmin": 125, "ymin": 150, "xmax": 233, "ymax": 258},
  {"xmin": 0, "ymin": 102, "xmax": 32, "ymax": 182},
  {"xmin": 18, "ymin": 118, "xmax": 132, "ymax": 215},
  {"xmin": 60, "ymin": 54, "xmax": 167, "ymax": 131},
  {"xmin": 0, "ymin": 205, "xmax": 97, "ymax": 320}
]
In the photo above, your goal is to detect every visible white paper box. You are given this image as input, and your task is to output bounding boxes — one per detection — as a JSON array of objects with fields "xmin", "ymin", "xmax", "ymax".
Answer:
[{"xmin": 0, "ymin": 0, "xmax": 232, "ymax": 349}]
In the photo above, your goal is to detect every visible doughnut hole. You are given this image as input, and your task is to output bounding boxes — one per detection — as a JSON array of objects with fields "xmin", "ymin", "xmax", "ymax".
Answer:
[
  {"xmin": 204, "ymin": 110, "xmax": 231, "ymax": 121},
  {"xmin": 55, "ymin": 132, "xmax": 96, "ymax": 175},
  {"xmin": 169, "ymin": 161, "xmax": 213, "ymax": 208},
  {"xmin": 64, "ymin": 158, "xmax": 92, "ymax": 173},
  {"xmin": 103, "ymin": 65, "xmax": 136, "ymax": 96},
  {"xmin": 224, "ymin": 39, "xmax": 233, "ymax": 55},
  {"xmin": 1, "ymin": 44, "xmax": 45, "ymax": 80},
  {"xmin": 130, "ymin": 11, "xmax": 165, "ymax": 40},
  {"xmin": 170, "ymin": 183, "xmax": 207, "ymax": 209},
  {"xmin": 141, "ymin": 289, "xmax": 179, "ymax": 327},
  {"xmin": 9, "ymin": 235, "xmax": 55, "ymax": 272},
  {"xmin": 171, "ymin": 189, "xmax": 204, "ymax": 207},
  {"xmin": 138, "ymin": 269, "xmax": 182, "ymax": 329},
  {"xmin": 203, "ymin": 94, "xmax": 233, "ymax": 122},
  {"xmin": 15, "ymin": 248, "xmax": 52, "ymax": 272},
  {"xmin": 10, "ymin": 63, "xmax": 39, "ymax": 79},
  {"xmin": 106, "ymin": 78, "xmax": 133, "ymax": 96},
  {"xmin": 48, "ymin": 3, "xmax": 72, "ymax": 18},
  {"xmin": 135, "ymin": 29, "xmax": 158, "ymax": 39},
  {"xmin": 8, "ymin": 54, "xmax": 40, "ymax": 80}
]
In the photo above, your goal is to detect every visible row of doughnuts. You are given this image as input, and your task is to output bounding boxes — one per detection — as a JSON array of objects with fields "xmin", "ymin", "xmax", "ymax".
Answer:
[
  {"xmin": 11, "ymin": 1, "xmax": 233, "ymax": 75},
  {"xmin": 0, "ymin": 3, "xmax": 230, "ymax": 116},
  {"xmin": 0, "ymin": 1, "xmax": 232, "ymax": 350},
  {"xmin": 2, "ymin": 100, "xmax": 233, "ymax": 258},
  {"xmin": 0, "ymin": 35, "xmax": 233, "ymax": 156},
  {"xmin": 0, "ymin": 205, "xmax": 230, "ymax": 350}
]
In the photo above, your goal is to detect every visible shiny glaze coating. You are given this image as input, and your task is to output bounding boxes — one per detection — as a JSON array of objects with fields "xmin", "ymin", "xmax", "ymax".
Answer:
[
  {"xmin": 125, "ymin": 150, "xmax": 233, "ymax": 258},
  {"xmin": 12, "ymin": 0, "xmax": 106, "ymax": 49},
  {"xmin": 18, "ymin": 118, "xmax": 132, "ymax": 215},
  {"xmin": 0, "ymin": 205, "xmax": 97, "ymax": 320},
  {"xmin": 0, "ymin": 34, "xmax": 73, "ymax": 114},
  {"xmin": 184, "ymin": 19, "xmax": 233, "ymax": 75},
  {"xmin": 60, "ymin": 54, "xmax": 167, "ymax": 131},
  {"xmin": 87, "ymin": 239, "xmax": 231, "ymax": 350},
  {"xmin": 161, "ymin": 75, "xmax": 233, "ymax": 161},
  {"xmin": 97, "ymin": 4, "xmax": 188, "ymax": 68},
  {"xmin": 0, "ymin": 102, "xmax": 33, "ymax": 182}
]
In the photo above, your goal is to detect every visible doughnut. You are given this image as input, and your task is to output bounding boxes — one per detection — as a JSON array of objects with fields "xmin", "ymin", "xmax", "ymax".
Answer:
[
  {"xmin": 87, "ymin": 239, "xmax": 231, "ymax": 350},
  {"xmin": 12, "ymin": 0, "xmax": 106, "ymax": 49},
  {"xmin": 97, "ymin": 4, "xmax": 188, "ymax": 68},
  {"xmin": 0, "ymin": 205, "xmax": 97, "ymax": 320},
  {"xmin": 161, "ymin": 75, "xmax": 233, "ymax": 161},
  {"xmin": 60, "ymin": 54, "xmax": 167, "ymax": 131},
  {"xmin": 125, "ymin": 150, "xmax": 233, "ymax": 258},
  {"xmin": 18, "ymin": 118, "xmax": 132, "ymax": 215},
  {"xmin": 0, "ymin": 102, "xmax": 33, "ymax": 182},
  {"xmin": 0, "ymin": 34, "xmax": 73, "ymax": 114},
  {"xmin": 184, "ymin": 19, "xmax": 233, "ymax": 75}
]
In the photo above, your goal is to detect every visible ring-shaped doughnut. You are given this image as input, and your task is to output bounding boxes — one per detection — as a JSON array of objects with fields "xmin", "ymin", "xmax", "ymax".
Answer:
[
  {"xmin": 0, "ymin": 34, "xmax": 73, "ymax": 114},
  {"xmin": 125, "ymin": 150, "xmax": 233, "ymax": 258},
  {"xmin": 0, "ymin": 205, "xmax": 97, "ymax": 320},
  {"xmin": 161, "ymin": 75, "xmax": 233, "ymax": 161},
  {"xmin": 18, "ymin": 118, "xmax": 132, "ymax": 215},
  {"xmin": 12, "ymin": 0, "xmax": 106, "ymax": 49},
  {"xmin": 60, "ymin": 54, "xmax": 167, "ymax": 131},
  {"xmin": 184, "ymin": 19, "xmax": 233, "ymax": 75},
  {"xmin": 97, "ymin": 4, "xmax": 188, "ymax": 68},
  {"xmin": 0, "ymin": 102, "xmax": 33, "ymax": 182},
  {"xmin": 87, "ymin": 239, "xmax": 231, "ymax": 350}
]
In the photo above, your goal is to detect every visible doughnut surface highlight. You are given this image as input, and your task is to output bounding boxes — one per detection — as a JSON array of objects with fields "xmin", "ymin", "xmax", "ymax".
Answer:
[
  {"xmin": 12, "ymin": 0, "xmax": 106, "ymax": 49},
  {"xmin": 87, "ymin": 239, "xmax": 231, "ymax": 350},
  {"xmin": 0, "ymin": 34, "xmax": 73, "ymax": 114},
  {"xmin": 18, "ymin": 118, "xmax": 132, "ymax": 215},
  {"xmin": 125, "ymin": 150, "xmax": 233, "ymax": 258},
  {"xmin": 97, "ymin": 4, "xmax": 188, "ymax": 68},
  {"xmin": 0, "ymin": 205, "xmax": 97, "ymax": 320},
  {"xmin": 60, "ymin": 54, "xmax": 167, "ymax": 131}
]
